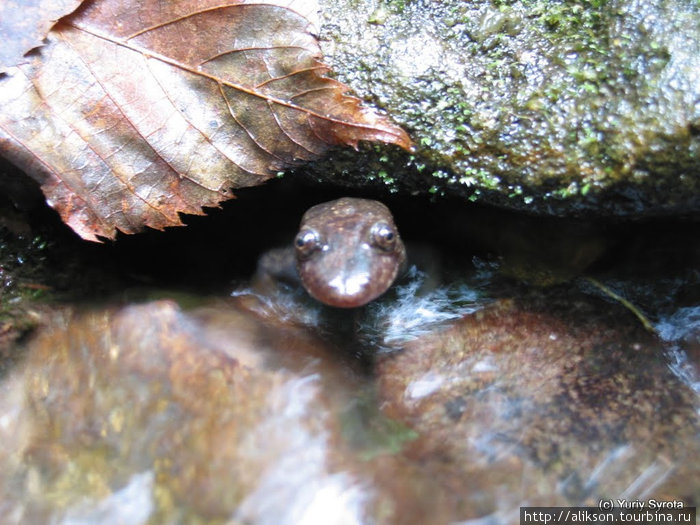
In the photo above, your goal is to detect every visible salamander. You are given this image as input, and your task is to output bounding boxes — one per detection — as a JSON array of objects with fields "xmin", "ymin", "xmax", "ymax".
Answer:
[{"xmin": 256, "ymin": 198, "xmax": 406, "ymax": 308}]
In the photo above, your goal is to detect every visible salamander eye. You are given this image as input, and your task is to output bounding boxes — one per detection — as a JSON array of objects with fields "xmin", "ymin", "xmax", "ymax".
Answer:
[
  {"xmin": 370, "ymin": 222, "xmax": 397, "ymax": 252},
  {"xmin": 295, "ymin": 229, "xmax": 321, "ymax": 259}
]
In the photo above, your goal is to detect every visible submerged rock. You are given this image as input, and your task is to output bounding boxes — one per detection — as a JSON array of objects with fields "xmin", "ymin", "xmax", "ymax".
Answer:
[
  {"xmin": 1, "ymin": 301, "xmax": 379, "ymax": 524},
  {"xmin": 0, "ymin": 260, "xmax": 697, "ymax": 523},
  {"xmin": 376, "ymin": 288, "xmax": 700, "ymax": 517},
  {"xmin": 314, "ymin": 0, "xmax": 700, "ymax": 217}
]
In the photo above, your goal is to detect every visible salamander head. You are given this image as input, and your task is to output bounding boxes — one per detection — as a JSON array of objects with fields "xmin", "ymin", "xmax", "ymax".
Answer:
[{"xmin": 295, "ymin": 198, "xmax": 406, "ymax": 308}]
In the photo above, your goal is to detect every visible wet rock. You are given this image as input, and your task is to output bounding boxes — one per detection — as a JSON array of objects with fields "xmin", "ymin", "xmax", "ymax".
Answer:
[
  {"xmin": 3, "ymin": 298, "xmax": 476, "ymax": 524},
  {"xmin": 377, "ymin": 288, "xmax": 700, "ymax": 518},
  {"xmin": 313, "ymin": 0, "xmax": 700, "ymax": 217},
  {"xmin": 0, "ymin": 301, "xmax": 380, "ymax": 524},
  {"xmin": 0, "ymin": 254, "xmax": 697, "ymax": 523},
  {"xmin": 0, "ymin": 223, "xmax": 52, "ymax": 358}
]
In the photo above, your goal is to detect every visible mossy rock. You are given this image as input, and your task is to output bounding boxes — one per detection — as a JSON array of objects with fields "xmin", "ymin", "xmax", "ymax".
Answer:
[{"xmin": 312, "ymin": 0, "xmax": 700, "ymax": 217}]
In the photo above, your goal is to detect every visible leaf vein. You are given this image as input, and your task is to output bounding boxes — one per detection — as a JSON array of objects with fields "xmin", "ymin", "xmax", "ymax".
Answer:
[
  {"xmin": 70, "ymin": 22, "xmax": 407, "ymax": 142},
  {"xmin": 199, "ymin": 45, "xmax": 313, "ymax": 68},
  {"xmin": 218, "ymin": 82, "xmax": 288, "ymax": 164},
  {"xmin": 265, "ymin": 99, "xmax": 319, "ymax": 157},
  {"xmin": 124, "ymin": 3, "xmax": 309, "ymax": 41},
  {"xmin": 55, "ymin": 31, "xmax": 189, "ymax": 222},
  {"xmin": 255, "ymin": 65, "xmax": 328, "ymax": 89}
]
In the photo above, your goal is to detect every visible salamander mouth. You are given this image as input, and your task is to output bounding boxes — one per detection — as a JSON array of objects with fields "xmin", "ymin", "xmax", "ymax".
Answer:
[
  {"xmin": 306, "ymin": 284, "xmax": 385, "ymax": 308},
  {"xmin": 311, "ymin": 283, "xmax": 380, "ymax": 308},
  {"xmin": 300, "ymin": 266, "xmax": 396, "ymax": 308}
]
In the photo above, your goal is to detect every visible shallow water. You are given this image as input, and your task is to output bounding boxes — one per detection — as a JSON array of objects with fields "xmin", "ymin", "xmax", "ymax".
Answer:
[
  {"xmin": 1, "ymin": 254, "xmax": 697, "ymax": 524},
  {"xmin": 0, "ymin": 182, "xmax": 698, "ymax": 524}
]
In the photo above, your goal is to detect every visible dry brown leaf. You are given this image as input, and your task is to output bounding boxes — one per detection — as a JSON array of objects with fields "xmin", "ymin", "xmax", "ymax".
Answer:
[{"xmin": 0, "ymin": 0, "xmax": 410, "ymax": 241}]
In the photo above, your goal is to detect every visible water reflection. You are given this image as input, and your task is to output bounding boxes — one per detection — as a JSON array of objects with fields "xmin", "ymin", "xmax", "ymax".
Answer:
[{"xmin": 0, "ymin": 254, "xmax": 697, "ymax": 523}]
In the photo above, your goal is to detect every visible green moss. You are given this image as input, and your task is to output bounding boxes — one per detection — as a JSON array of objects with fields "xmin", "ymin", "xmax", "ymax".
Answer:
[
  {"xmin": 316, "ymin": 0, "xmax": 700, "ymax": 216},
  {"xmin": 0, "ymin": 232, "xmax": 50, "ymax": 310},
  {"xmin": 384, "ymin": 0, "xmax": 412, "ymax": 14},
  {"xmin": 340, "ymin": 390, "xmax": 419, "ymax": 460}
]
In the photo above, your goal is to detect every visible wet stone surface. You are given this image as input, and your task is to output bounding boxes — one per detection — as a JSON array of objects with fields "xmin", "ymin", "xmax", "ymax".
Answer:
[
  {"xmin": 0, "ymin": 263, "xmax": 697, "ymax": 523},
  {"xmin": 376, "ymin": 289, "xmax": 699, "ymax": 518},
  {"xmin": 1, "ymin": 301, "xmax": 376, "ymax": 524},
  {"xmin": 312, "ymin": 0, "xmax": 700, "ymax": 216},
  {"xmin": 0, "ymin": 170, "xmax": 697, "ymax": 523}
]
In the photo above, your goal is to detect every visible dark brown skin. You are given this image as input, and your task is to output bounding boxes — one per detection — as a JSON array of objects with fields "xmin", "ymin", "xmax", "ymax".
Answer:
[{"xmin": 294, "ymin": 198, "xmax": 406, "ymax": 308}]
